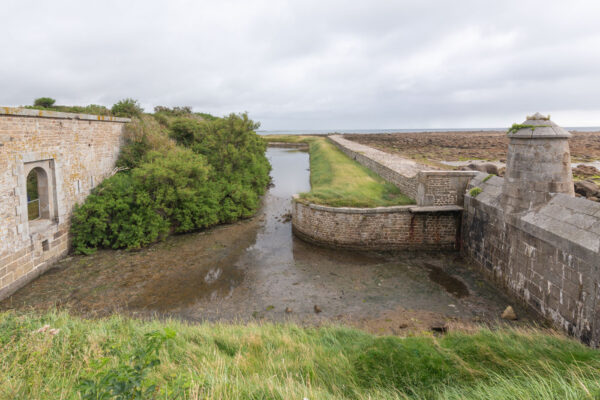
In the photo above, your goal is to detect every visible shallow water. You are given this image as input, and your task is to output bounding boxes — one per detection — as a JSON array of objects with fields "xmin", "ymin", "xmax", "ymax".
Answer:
[{"xmin": 1, "ymin": 147, "xmax": 535, "ymax": 333}]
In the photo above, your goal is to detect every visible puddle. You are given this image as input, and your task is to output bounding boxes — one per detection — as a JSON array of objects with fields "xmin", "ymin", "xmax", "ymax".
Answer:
[
  {"xmin": 423, "ymin": 263, "xmax": 469, "ymax": 299},
  {"xmin": 0, "ymin": 147, "xmax": 538, "ymax": 334}
]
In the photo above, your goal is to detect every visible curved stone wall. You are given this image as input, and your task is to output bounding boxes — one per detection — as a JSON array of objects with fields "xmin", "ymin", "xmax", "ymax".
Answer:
[{"xmin": 292, "ymin": 196, "xmax": 461, "ymax": 251}]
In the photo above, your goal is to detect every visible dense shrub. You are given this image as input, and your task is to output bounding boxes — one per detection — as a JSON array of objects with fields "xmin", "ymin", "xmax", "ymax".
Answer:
[
  {"xmin": 196, "ymin": 114, "xmax": 270, "ymax": 219},
  {"xmin": 71, "ymin": 112, "xmax": 270, "ymax": 252},
  {"xmin": 117, "ymin": 115, "xmax": 175, "ymax": 169},
  {"xmin": 111, "ymin": 98, "xmax": 144, "ymax": 118},
  {"xmin": 169, "ymin": 118, "xmax": 203, "ymax": 147},
  {"xmin": 153, "ymin": 105, "xmax": 192, "ymax": 116},
  {"xmin": 132, "ymin": 149, "xmax": 219, "ymax": 232},
  {"xmin": 70, "ymin": 173, "xmax": 170, "ymax": 254},
  {"xmin": 33, "ymin": 97, "xmax": 56, "ymax": 107}
]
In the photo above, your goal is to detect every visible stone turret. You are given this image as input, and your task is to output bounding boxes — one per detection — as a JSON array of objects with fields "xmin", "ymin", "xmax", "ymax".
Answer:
[{"xmin": 502, "ymin": 113, "xmax": 574, "ymax": 213}]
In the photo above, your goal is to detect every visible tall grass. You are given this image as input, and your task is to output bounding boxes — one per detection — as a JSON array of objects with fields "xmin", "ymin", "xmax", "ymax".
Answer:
[
  {"xmin": 299, "ymin": 138, "xmax": 414, "ymax": 207},
  {"xmin": 1, "ymin": 311, "xmax": 598, "ymax": 399}
]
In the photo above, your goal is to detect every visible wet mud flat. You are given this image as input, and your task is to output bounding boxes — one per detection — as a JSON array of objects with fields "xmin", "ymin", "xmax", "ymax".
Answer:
[
  {"xmin": 343, "ymin": 130, "xmax": 600, "ymax": 163},
  {"xmin": 1, "ymin": 148, "xmax": 538, "ymax": 335}
]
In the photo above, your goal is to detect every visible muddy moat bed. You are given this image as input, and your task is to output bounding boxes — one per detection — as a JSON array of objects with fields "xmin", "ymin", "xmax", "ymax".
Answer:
[{"xmin": 1, "ymin": 147, "xmax": 536, "ymax": 334}]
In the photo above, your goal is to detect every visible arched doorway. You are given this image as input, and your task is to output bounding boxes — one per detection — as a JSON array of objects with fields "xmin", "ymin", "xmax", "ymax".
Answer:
[{"xmin": 26, "ymin": 167, "xmax": 50, "ymax": 221}]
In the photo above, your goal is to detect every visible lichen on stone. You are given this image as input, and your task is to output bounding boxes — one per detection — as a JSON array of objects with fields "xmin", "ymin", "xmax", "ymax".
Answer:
[
  {"xmin": 482, "ymin": 174, "xmax": 495, "ymax": 183},
  {"xmin": 469, "ymin": 187, "xmax": 483, "ymax": 197}
]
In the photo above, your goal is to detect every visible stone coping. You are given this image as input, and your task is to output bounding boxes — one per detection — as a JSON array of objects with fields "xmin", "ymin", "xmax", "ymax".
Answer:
[
  {"xmin": 292, "ymin": 195, "xmax": 462, "ymax": 214},
  {"xmin": 0, "ymin": 106, "xmax": 131, "ymax": 123},
  {"xmin": 418, "ymin": 170, "xmax": 478, "ymax": 177},
  {"xmin": 409, "ymin": 205, "xmax": 464, "ymax": 213}
]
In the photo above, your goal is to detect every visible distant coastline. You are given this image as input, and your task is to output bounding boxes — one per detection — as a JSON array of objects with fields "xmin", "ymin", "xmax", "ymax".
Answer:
[{"xmin": 257, "ymin": 126, "xmax": 600, "ymax": 135}]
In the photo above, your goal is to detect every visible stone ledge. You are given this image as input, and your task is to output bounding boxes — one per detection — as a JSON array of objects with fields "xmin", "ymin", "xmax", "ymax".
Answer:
[
  {"xmin": 292, "ymin": 195, "xmax": 414, "ymax": 214},
  {"xmin": 292, "ymin": 197, "xmax": 463, "ymax": 215},
  {"xmin": 417, "ymin": 171, "xmax": 478, "ymax": 177},
  {"xmin": 409, "ymin": 205, "xmax": 463, "ymax": 213},
  {"xmin": 0, "ymin": 106, "xmax": 131, "ymax": 123}
]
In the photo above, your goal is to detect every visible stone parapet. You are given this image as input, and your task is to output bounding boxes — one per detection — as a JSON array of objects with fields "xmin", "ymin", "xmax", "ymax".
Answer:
[
  {"xmin": 292, "ymin": 196, "xmax": 462, "ymax": 251},
  {"xmin": 0, "ymin": 106, "xmax": 131, "ymax": 123}
]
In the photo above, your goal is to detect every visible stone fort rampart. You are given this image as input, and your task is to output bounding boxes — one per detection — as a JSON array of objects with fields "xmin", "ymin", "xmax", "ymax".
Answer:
[
  {"xmin": 463, "ymin": 172, "xmax": 600, "ymax": 345},
  {"xmin": 291, "ymin": 136, "xmax": 476, "ymax": 251},
  {"xmin": 0, "ymin": 107, "xmax": 129, "ymax": 300},
  {"xmin": 298, "ymin": 116, "xmax": 600, "ymax": 346}
]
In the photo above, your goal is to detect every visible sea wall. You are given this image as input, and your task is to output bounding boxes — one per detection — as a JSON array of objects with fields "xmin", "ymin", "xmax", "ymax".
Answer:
[
  {"xmin": 0, "ymin": 107, "xmax": 129, "ymax": 300},
  {"xmin": 462, "ymin": 173, "xmax": 600, "ymax": 345},
  {"xmin": 328, "ymin": 135, "xmax": 475, "ymax": 206},
  {"xmin": 292, "ymin": 196, "xmax": 462, "ymax": 251}
]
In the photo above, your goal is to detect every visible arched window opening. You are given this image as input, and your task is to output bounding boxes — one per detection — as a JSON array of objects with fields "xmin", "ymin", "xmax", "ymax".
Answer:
[
  {"xmin": 26, "ymin": 170, "xmax": 40, "ymax": 220},
  {"xmin": 26, "ymin": 167, "xmax": 50, "ymax": 221}
]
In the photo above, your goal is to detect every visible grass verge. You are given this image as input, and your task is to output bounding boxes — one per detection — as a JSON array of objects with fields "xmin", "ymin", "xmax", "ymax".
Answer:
[
  {"xmin": 1, "ymin": 311, "xmax": 599, "ymax": 399},
  {"xmin": 298, "ymin": 137, "xmax": 414, "ymax": 207},
  {"xmin": 263, "ymin": 134, "xmax": 319, "ymax": 144}
]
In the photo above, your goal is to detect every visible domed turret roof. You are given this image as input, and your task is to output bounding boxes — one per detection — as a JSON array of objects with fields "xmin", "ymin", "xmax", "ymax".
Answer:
[{"xmin": 507, "ymin": 113, "xmax": 571, "ymax": 138}]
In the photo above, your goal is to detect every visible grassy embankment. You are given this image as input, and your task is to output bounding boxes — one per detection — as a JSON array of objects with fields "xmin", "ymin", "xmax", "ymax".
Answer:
[
  {"xmin": 267, "ymin": 135, "xmax": 414, "ymax": 207},
  {"xmin": 1, "ymin": 311, "xmax": 599, "ymax": 399}
]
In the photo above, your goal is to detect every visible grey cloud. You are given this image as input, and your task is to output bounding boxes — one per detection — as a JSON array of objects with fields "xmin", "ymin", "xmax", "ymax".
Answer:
[{"xmin": 1, "ymin": 0, "xmax": 600, "ymax": 129}]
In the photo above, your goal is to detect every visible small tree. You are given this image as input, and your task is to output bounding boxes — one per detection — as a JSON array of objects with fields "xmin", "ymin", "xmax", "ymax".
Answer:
[
  {"xmin": 33, "ymin": 97, "xmax": 56, "ymax": 108},
  {"xmin": 111, "ymin": 98, "xmax": 143, "ymax": 118}
]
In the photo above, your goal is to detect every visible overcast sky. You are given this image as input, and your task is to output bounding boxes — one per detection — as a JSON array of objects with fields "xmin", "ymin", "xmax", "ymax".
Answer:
[{"xmin": 2, "ymin": 1, "xmax": 600, "ymax": 130}]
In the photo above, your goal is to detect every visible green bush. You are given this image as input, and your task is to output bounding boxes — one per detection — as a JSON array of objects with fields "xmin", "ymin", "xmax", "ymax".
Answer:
[
  {"xmin": 33, "ymin": 97, "xmax": 56, "ymax": 108},
  {"xmin": 153, "ymin": 105, "xmax": 192, "ymax": 116},
  {"xmin": 132, "ymin": 149, "xmax": 219, "ymax": 232},
  {"xmin": 70, "ymin": 173, "xmax": 170, "ymax": 253},
  {"xmin": 117, "ymin": 115, "xmax": 175, "ymax": 169},
  {"xmin": 71, "ymin": 113, "xmax": 270, "ymax": 252},
  {"xmin": 111, "ymin": 98, "xmax": 144, "ymax": 118},
  {"xmin": 169, "ymin": 118, "xmax": 203, "ymax": 147}
]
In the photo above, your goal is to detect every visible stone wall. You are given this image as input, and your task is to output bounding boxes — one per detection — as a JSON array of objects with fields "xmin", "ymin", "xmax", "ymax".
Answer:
[
  {"xmin": 328, "ymin": 135, "xmax": 475, "ymax": 206},
  {"xmin": 0, "ymin": 107, "xmax": 129, "ymax": 300},
  {"xmin": 292, "ymin": 196, "xmax": 462, "ymax": 251},
  {"xmin": 462, "ymin": 172, "xmax": 600, "ymax": 346},
  {"xmin": 416, "ymin": 171, "xmax": 477, "ymax": 207}
]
